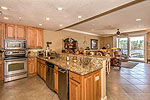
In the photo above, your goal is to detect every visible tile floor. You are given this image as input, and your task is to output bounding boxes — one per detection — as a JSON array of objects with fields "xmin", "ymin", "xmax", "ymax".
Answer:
[
  {"xmin": 0, "ymin": 62, "xmax": 150, "ymax": 100},
  {"xmin": 107, "ymin": 62, "xmax": 150, "ymax": 100},
  {"xmin": 0, "ymin": 76, "xmax": 59, "ymax": 100}
]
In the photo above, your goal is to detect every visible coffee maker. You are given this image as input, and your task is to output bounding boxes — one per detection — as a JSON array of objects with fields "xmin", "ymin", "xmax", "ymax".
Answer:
[{"xmin": 45, "ymin": 42, "xmax": 52, "ymax": 57}]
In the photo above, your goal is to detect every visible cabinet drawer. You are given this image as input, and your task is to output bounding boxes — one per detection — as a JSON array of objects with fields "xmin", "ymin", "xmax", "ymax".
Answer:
[
  {"xmin": 69, "ymin": 71, "xmax": 81, "ymax": 83},
  {"xmin": 37, "ymin": 58, "xmax": 45, "ymax": 64}
]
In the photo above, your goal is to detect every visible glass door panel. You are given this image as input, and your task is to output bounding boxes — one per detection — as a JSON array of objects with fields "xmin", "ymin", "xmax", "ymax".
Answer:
[
  {"xmin": 117, "ymin": 38, "xmax": 128, "ymax": 55},
  {"xmin": 129, "ymin": 36, "xmax": 144, "ymax": 61},
  {"xmin": 8, "ymin": 63, "xmax": 24, "ymax": 72}
]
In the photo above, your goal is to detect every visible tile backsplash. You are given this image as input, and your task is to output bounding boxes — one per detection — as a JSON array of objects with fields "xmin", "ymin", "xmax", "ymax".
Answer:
[{"xmin": 26, "ymin": 49, "xmax": 43, "ymax": 57}]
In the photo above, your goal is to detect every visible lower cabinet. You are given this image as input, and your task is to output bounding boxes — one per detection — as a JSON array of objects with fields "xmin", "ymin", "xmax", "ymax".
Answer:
[
  {"xmin": 28, "ymin": 58, "xmax": 37, "ymax": 75},
  {"xmin": 54, "ymin": 65, "xmax": 58, "ymax": 93},
  {"xmin": 37, "ymin": 58, "xmax": 46, "ymax": 81},
  {"xmin": 69, "ymin": 70, "xmax": 101, "ymax": 100},
  {"xmin": 69, "ymin": 79, "xmax": 81, "ymax": 100},
  {"xmin": 0, "ymin": 60, "xmax": 4, "ymax": 81}
]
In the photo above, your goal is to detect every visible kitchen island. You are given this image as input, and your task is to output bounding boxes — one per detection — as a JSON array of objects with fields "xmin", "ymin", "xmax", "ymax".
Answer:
[{"xmin": 37, "ymin": 53, "xmax": 109, "ymax": 100}]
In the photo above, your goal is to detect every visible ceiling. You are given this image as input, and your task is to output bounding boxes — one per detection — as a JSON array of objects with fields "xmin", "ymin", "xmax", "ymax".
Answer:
[
  {"xmin": 69, "ymin": 0, "xmax": 150, "ymax": 36},
  {"xmin": 0, "ymin": 0, "xmax": 149, "ymax": 36}
]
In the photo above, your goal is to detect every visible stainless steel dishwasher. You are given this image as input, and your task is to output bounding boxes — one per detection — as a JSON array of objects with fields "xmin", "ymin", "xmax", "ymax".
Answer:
[
  {"xmin": 46, "ymin": 61, "xmax": 54, "ymax": 91},
  {"xmin": 58, "ymin": 67, "xmax": 69, "ymax": 100}
]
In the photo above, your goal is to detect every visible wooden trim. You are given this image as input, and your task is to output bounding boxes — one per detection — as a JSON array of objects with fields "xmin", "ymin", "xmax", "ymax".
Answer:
[{"xmin": 57, "ymin": 0, "xmax": 144, "ymax": 31}]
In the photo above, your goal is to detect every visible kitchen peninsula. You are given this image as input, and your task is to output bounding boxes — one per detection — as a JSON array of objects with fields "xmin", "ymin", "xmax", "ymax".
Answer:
[{"xmin": 37, "ymin": 53, "xmax": 109, "ymax": 100}]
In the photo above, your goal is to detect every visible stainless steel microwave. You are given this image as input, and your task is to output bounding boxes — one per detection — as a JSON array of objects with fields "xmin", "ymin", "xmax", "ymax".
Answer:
[{"xmin": 4, "ymin": 40, "xmax": 26, "ymax": 50}]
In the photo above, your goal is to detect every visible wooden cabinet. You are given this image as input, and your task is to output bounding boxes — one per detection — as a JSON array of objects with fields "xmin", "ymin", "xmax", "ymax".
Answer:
[
  {"xmin": 26, "ymin": 27, "xmax": 43, "ymax": 49},
  {"xmin": 0, "ymin": 60, "xmax": 4, "ymax": 81},
  {"xmin": 37, "ymin": 58, "xmax": 46, "ymax": 81},
  {"xmin": 54, "ymin": 65, "xmax": 58, "ymax": 93},
  {"xmin": 82, "ymin": 74, "xmax": 94, "ymax": 100},
  {"xmin": 15, "ymin": 25, "xmax": 26, "ymax": 40},
  {"xmin": 93, "ymin": 71, "xmax": 101, "ymax": 100},
  {"xmin": 28, "ymin": 58, "xmax": 37, "ymax": 75},
  {"xmin": 69, "ymin": 79, "xmax": 81, "ymax": 100},
  {"xmin": 5, "ymin": 24, "xmax": 26, "ymax": 40},
  {"xmin": 69, "ymin": 70, "xmax": 101, "ymax": 100},
  {"xmin": 0, "ymin": 23, "xmax": 4, "ymax": 48},
  {"xmin": 1, "ymin": 23, "xmax": 43, "ymax": 48},
  {"xmin": 26, "ymin": 27, "xmax": 37, "ymax": 48},
  {"xmin": 36, "ymin": 29, "xmax": 43, "ymax": 48},
  {"xmin": 5, "ymin": 24, "xmax": 15, "ymax": 39}
]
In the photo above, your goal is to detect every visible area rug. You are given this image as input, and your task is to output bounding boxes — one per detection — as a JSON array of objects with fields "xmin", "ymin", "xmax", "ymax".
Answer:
[{"xmin": 121, "ymin": 61, "xmax": 139, "ymax": 69}]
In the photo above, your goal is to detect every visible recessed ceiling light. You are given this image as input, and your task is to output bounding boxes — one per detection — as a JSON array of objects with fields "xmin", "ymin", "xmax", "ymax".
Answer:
[
  {"xmin": 59, "ymin": 24, "xmax": 63, "ymax": 27},
  {"xmin": 1, "ymin": 6, "xmax": 8, "ymax": 10},
  {"xmin": 136, "ymin": 19, "xmax": 141, "ymax": 21},
  {"xmin": 46, "ymin": 17, "xmax": 50, "ymax": 20},
  {"xmin": 57, "ymin": 7, "xmax": 63, "ymax": 11},
  {"xmin": 19, "ymin": 17, "xmax": 22, "ymax": 20},
  {"xmin": 39, "ymin": 24, "xmax": 42, "ymax": 26},
  {"xmin": 4, "ymin": 17, "xmax": 9, "ymax": 20},
  {"xmin": 78, "ymin": 16, "xmax": 82, "ymax": 19}
]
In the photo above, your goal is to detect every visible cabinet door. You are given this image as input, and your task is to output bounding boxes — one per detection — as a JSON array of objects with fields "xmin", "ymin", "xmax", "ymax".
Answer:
[
  {"xmin": 43, "ymin": 65, "xmax": 46, "ymax": 81},
  {"xmin": 5, "ymin": 24, "xmax": 15, "ymax": 39},
  {"xmin": 37, "ymin": 61, "xmax": 40, "ymax": 75},
  {"xmin": 41, "ymin": 64, "xmax": 44, "ymax": 79},
  {"xmin": 93, "ymin": 71, "xmax": 101, "ymax": 100},
  {"xmin": 0, "ymin": 61, "xmax": 4, "ymax": 81},
  {"xmin": 83, "ymin": 74, "xmax": 94, "ymax": 100},
  {"xmin": 39, "ymin": 63, "xmax": 41, "ymax": 77},
  {"xmin": 0, "ymin": 23, "xmax": 4, "ymax": 48},
  {"xmin": 69, "ymin": 79, "xmax": 81, "ymax": 100},
  {"xmin": 26, "ymin": 27, "xmax": 37, "ymax": 48},
  {"xmin": 54, "ymin": 66, "xmax": 58, "ymax": 93},
  {"xmin": 28, "ymin": 58, "xmax": 35, "ymax": 75},
  {"xmin": 16, "ymin": 25, "xmax": 26, "ymax": 40},
  {"xmin": 36, "ymin": 28, "xmax": 43, "ymax": 48}
]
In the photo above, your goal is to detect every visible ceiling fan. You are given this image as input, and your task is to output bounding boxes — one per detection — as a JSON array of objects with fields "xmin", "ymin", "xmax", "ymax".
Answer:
[{"xmin": 116, "ymin": 29, "xmax": 121, "ymax": 36}]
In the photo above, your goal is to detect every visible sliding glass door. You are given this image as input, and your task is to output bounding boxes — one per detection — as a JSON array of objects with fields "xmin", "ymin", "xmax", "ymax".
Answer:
[
  {"xmin": 117, "ymin": 38, "xmax": 128, "ymax": 55},
  {"xmin": 116, "ymin": 36, "xmax": 145, "ymax": 61},
  {"xmin": 129, "ymin": 36, "xmax": 144, "ymax": 61}
]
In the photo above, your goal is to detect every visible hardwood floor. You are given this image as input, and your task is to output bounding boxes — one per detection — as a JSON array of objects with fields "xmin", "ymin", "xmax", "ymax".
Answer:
[{"xmin": 0, "ymin": 62, "xmax": 150, "ymax": 100}]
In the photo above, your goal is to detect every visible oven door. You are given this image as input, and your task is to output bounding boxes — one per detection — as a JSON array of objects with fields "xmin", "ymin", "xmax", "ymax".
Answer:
[{"xmin": 4, "ymin": 58, "xmax": 27, "ymax": 76}]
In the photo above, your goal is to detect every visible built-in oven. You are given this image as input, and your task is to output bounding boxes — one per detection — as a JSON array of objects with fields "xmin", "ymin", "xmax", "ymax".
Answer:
[
  {"xmin": 5, "ymin": 39, "xmax": 26, "ymax": 50},
  {"xmin": 4, "ymin": 58, "xmax": 27, "ymax": 82},
  {"xmin": 4, "ymin": 50, "xmax": 27, "ymax": 82}
]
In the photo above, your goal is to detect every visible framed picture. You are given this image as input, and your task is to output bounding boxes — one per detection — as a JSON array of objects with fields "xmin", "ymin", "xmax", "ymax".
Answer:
[{"xmin": 91, "ymin": 39, "xmax": 98, "ymax": 50}]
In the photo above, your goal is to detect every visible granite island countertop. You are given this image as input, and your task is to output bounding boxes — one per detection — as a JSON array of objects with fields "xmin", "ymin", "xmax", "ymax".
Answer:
[{"xmin": 37, "ymin": 57, "xmax": 105, "ymax": 75}]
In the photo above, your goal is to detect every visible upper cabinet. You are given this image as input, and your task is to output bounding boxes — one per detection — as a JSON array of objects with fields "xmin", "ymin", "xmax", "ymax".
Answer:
[
  {"xmin": 26, "ymin": 27, "xmax": 43, "ymax": 49},
  {"xmin": 5, "ymin": 24, "xmax": 26, "ymax": 40},
  {"xmin": 0, "ymin": 23, "xmax": 5, "ymax": 48},
  {"xmin": 26, "ymin": 27, "xmax": 37, "ymax": 48},
  {"xmin": 5, "ymin": 24, "xmax": 15, "ymax": 39},
  {"xmin": 16, "ymin": 25, "xmax": 26, "ymax": 40},
  {"xmin": 1, "ymin": 23, "xmax": 43, "ymax": 49},
  {"xmin": 36, "ymin": 29, "xmax": 43, "ymax": 48}
]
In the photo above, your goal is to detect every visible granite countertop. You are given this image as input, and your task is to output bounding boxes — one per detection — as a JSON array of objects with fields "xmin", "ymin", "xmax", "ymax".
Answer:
[{"xmin": 38, "ymin": 57, "xmax": 103, "ymax": 75}]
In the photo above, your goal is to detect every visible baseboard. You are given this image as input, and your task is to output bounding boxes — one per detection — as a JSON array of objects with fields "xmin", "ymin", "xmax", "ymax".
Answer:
[{"xmin": 101, "ymin": 96, "xmax": 107, "ymax": 100}]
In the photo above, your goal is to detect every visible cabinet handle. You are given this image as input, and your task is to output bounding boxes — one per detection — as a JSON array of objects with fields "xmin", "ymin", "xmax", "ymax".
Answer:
[{"xmin": 72, "ymin": 76, "xmax": 74, "ymax": 79}]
